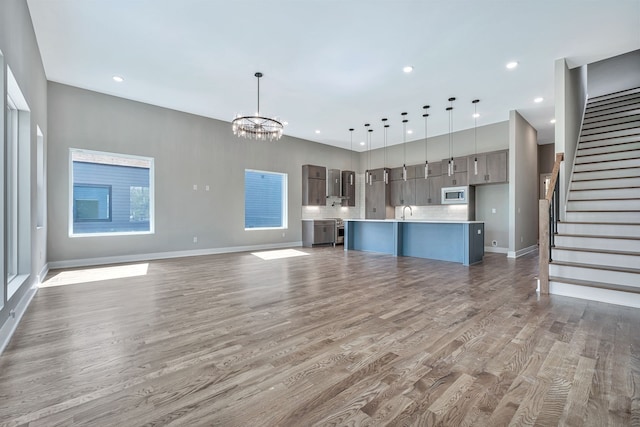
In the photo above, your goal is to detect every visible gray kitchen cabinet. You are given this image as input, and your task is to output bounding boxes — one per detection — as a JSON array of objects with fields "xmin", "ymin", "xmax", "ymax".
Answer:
[
  {"xmin": 365, "ymin": 168, "xmax": 392, "ymax": 219},
  {"xmin": 302, "ymin": 220, "xmax": 335, "ymax": 247},
  {"xmin": 341, "ymin": 170, "xmax": 356, "ymax": 207},
  {"xmin": 389, "ymin": 166, "xmax": 416, "ymax": 206},
  {"xmin": 442, "ymin": 170, "xmax": 468, "ymax": 187},
  {"xmin": 469, "ymin": 150, "xmax": 508, "ymax": 185},
  {"xmin": 327, "ymin": 168, "xmax": 341, "ymax": 197},
  {"xmin": 302, "ymin": 165, "xmax": 326, "ymax": 206},
  {"xmin": 415, "ymin": 174, "xmax": 443, "ymax": 205}
]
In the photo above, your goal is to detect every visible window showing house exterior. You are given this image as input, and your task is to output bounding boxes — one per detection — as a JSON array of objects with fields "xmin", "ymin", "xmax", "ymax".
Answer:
[{"xmin": 70, "ymin": 149, "xmax": 154, "ymax": 236}]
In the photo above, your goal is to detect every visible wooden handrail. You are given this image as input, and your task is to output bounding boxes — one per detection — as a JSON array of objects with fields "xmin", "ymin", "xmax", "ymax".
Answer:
[{"xmin": 539, "ymin": 152, "xmax": 564, "ymax": 295}]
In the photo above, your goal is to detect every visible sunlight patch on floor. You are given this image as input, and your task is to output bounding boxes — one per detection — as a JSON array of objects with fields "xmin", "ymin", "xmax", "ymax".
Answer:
[
  {"xmin": 251, "ymin": 249, "xmax": 310, "ymax": 260},
  {"xmin": 41, "ymin": 263, "xmax": 149, "ymax": 287}
]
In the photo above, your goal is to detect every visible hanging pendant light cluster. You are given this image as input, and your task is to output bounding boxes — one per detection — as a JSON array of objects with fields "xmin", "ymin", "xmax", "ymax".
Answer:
[
  {"xmin": 401, "ymin": 112, "xmax": 408, "ymax": 182},
  {"xmin": 472, "ymin": 99, "xmax": 480, "ymax": 175},
  {"xmin": 446, "ymin": 97, "xmax": 456, "ymax": 176},
  {"xmin": 368, "ymin": 127, "xmax": 374, "ymax": 186},
  {"xmin": 232, "ymin": 72, "xmax": 284, "ymax": 141},
  {"xmin": 382, "ymin": 118, "xmax": 389, "ymax": 184},
  {"xmin": 349, "ymin": 128, "xmax": 355, "ymax": 185},
  {"xmin": 423, "ymin": 105, "xmax": 430, "ymax": 179}
]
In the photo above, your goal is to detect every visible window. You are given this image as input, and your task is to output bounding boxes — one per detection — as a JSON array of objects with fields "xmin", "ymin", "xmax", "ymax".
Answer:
[
  {"xmin": 36, "ymin": 126, "xmax": 45, "ymax": 228},
  {"xmin": 245, "ymin": 169, "xmax": 288, "ymax": 229},
  {"xmin": 6, "ymin": 95, "xmax": 18, "ymax": 283},
  {"xmin": 70, "ymin": 149, "xmax": 154, "ymax": 236}
]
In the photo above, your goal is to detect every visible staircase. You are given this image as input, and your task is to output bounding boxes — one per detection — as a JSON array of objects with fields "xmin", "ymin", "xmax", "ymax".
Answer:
[{"xmin": 548, "ymin": 86, "xmax": 640, "ymax": 308}]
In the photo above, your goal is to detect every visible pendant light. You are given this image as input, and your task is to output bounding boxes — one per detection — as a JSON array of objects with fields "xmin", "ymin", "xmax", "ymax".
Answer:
[
  {"xmin": 472, "ymin": 99, "xmax": 480, "ymax": 175},
  {"xmin": 382, "ymin": 118, "xmax": 389, "ymax": 184},
  {"xmin": 364, "ymin": 123, "xmax": 370, "ymax": 184},
  {"xmin": 401, "ymin": 112, "xmax": 408, "ymax": 181},
  {"xmin": 349, "ymin": 128, "xmax": 355, "ymax": 185},
  {"xmin": 423, "ymin": 105, "xmax": 430, "ymax": 179},
  {"xmin": 368, "ymin": 127, "xmax": 373, "ymax": 186},
  {"xmin": 446, "ymin": 97, "xmax": 456, "ymax": 176}
]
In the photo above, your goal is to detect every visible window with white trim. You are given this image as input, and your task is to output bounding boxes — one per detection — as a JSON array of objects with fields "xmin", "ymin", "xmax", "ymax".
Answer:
[
  {"xmin": 70, "ymin": 149, "xmax": 154, "ymax": 236},
  {"xmin": 244, "ymin": 169, "xmax": 288, "ymax": 230}
]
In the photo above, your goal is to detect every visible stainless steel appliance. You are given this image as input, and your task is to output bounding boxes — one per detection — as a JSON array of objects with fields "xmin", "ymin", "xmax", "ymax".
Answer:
[
  {"xmin": 333, "ymin": 218, "xmax": 344, "ymax": 245},
  {"xmin": 442, "ymin": 186, "xmax": 472, "ymax": 204}
]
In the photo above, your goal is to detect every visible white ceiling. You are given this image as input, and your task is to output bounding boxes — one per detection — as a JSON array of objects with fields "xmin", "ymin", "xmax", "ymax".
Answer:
[{"xmin": 27, "ymin": 0, "xmax": 640, "ymax": 151}]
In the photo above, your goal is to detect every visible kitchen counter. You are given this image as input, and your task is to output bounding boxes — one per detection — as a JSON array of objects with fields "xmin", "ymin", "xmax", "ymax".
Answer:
[{"xmin": 344, "ymin": 219, "xmax": 484, "ymax": 265}]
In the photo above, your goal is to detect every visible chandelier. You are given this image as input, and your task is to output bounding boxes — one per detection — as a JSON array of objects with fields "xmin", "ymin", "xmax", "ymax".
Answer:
[{"xmin": 232, "ymin": 72, "xmax": 283, "ymax": 141}]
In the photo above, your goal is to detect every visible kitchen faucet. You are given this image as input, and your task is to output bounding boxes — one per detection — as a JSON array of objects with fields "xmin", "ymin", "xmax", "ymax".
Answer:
[{"xmin": 401, "ymin": 205, "xmax": 413, "ymax": 220}]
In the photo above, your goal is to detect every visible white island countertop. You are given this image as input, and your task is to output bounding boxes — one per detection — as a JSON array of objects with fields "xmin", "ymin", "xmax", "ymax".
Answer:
[{"xmin": 344, "ymin": 219, "xmax": 484, "ymax": 224}]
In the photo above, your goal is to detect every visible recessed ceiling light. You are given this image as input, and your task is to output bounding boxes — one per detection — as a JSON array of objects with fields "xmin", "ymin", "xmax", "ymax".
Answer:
[
  {"xmin": 534, "ymin": 97, "xmax": 544, "ymax": 103},
  {"xmin": 550, "ymin": 118, "xmax": 556, "ymax": 124},
  {"xmin": 506, "ymin": 61, "xmax": 518, "ymax": 69},
  {"xmin": 360, "ymin": 141, "xmax": 365, "ymax": 146},
  {"xmin": 112, "ymin": 75, "xmax": 124, "ymax": 83},
  {"xmin": 407, "ymin": 130, "xmax": 413, "ymax": 135},
  {"xmin": 403, "ymin": 66, "xmax": 414, "ymax": 73},
  {"xmin": 283, "ymin": 121, "xmax": 289, "ymax": 126},
  {"xmin": 315, "ymin": 130, "xmax": 321, "ymax": 134},
  {"xmin": 473, "ymin": 113, "xmax": 480, "ymax": 118}
]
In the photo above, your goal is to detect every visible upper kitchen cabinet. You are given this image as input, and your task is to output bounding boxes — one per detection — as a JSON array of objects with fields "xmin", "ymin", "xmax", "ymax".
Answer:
[
  {"xmin": 390, "ymin": 166, "xmax": 416, "ymax": 206},
  {"xmin": 327, "ymin": 168, "xmax": 341, "ymax": 197},
  {"xmin": 365, "ymin": 168, "xmax": 393, "ymax": 219},
  {"xmin": 468, "ymin": 150, "xmax": 509, "ymax": 185},
  {"xmin": 441, "ymin": 157, "xmax": 468, "ymax": 187},
  {"xmin": 302, "ymin": 164, "xmax": 326, "ymax": 206},
  {"xmin": 415, "ymin": 160, "xmax": 442, "ymax": 205},
  {"xmin": 341, "ymin": 170, "xmax": 356, "ymax": 207}
]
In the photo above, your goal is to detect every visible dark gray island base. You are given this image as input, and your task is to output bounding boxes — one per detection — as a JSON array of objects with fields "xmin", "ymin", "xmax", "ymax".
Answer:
[{"xmin": 344, "ymin": 219, "xmax": 485, "ymax": 266}]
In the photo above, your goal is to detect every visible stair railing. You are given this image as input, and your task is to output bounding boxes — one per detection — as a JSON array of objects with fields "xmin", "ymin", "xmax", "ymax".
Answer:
[{"xmin": 539, "ymin": 152, "xmax": 564, "ymax": 294}]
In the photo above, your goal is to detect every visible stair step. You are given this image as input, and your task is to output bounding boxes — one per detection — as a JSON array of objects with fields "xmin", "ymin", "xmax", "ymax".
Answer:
[
  {"xmin": 569, "ymin": 187, "xmax": 640, "ymax": 200},
  {"xmin": 557, "ymin": 222, "xmax": 640, "ymax": 237},
  {"xmin": 587, "ymin": 93, "xmax": 640, "ymax": 110},
  {"xmin": 585, "ymin": 104, "xmax": 640, "ymax": 120},
  {"xmin": 578, "ymin": 141, "xmax": 640, "ymax": 156},
  {"xmin": 552, "ymin": 247, "xmax": 640, "ymax": 269},
  {"xmin": 573, "ymin": 158, "xmax": 640, "ymax": 172},
  {"xmin": 576, "ymin": 149, "xmax": 640, "ymax": 164},
  {"xmin": 582, "ymin": 113, "xmax": 640, "ymax": 130},
  {"xmin": 555, "ymin": 234, "xmax": 640, "ymax": 252},
  {"xmin": 572, "ymin": 167, "xmax": 640, "ymax": 181},
  {"xmin": 549, "ymin": 261, "xmax": 640, "ymax": 286},
  {"xmin": 578, "ymin": 134, "xmax": 640, "ymax": 150},
  {"xmin": 586, "ymin": 97, "xmax": 640, "ymax": 114},
  {"xmin": 581, "ymin": 120, "xmax": 640, "ymax": 137},
  {"xmin": 565, "ymin": 210, "xmax": 640, "ymax": 223},
  {"xmin": 581, "ymin": 128, "xmax": 640, "ymax": 143},
  {"xmin": 571, "ymin": 177, "xmax": 640, "ymax": 190},
  {"xmin": 588, "ymin": 87, "xmax": 640, "ymax": 103},
  {"xmin": 548, "ymin": 277, "xmax": 640, "ymax": 308},
  {"xmin": 583, "ymin": 108, "xmax": 640, "ymax": 125},
  {"xmin": 567, "ymin": 199, "xmax": 640, "ymax": 211}
]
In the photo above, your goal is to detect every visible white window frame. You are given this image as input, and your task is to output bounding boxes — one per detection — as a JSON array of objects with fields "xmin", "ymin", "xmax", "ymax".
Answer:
[
  {"xmin": 69, "ymin": 148, "xmax": 155, "ymax": 237},
  {"xmin": 244, "ymin": 169, "xmax": 288, "ymax": 231}
]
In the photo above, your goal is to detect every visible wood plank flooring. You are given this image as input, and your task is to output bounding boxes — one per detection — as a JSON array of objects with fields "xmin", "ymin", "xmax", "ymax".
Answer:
[{"xmin": 1, "ymin": 248, "xmax": 639, "ymax": 426}]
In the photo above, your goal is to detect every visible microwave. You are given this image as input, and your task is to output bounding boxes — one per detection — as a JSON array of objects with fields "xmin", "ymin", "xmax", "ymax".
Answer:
[{"xmin": 442, "ymin": 186, "xmax": 471, "ymax": 204}]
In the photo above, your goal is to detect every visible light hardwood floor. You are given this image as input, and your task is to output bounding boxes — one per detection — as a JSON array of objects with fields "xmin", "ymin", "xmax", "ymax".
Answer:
[{"xmin": 1, "ymin": 248, "xmax": 639, "ymax": 426}]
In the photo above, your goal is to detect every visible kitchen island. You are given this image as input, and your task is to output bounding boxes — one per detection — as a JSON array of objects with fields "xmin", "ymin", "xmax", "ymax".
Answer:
[{"xmin": 344, "ymin": 219, "xmax": 484, "ymax": 265}]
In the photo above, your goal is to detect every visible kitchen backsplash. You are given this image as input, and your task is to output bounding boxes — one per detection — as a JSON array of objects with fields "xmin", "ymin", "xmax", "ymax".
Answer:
[
  {"xmin": 393, "ymin": 204, "xmax": 471, "ymax": 221},
  {"xmin": 301, "ymin": 173, "xmax": 366, "ymax": 220}
]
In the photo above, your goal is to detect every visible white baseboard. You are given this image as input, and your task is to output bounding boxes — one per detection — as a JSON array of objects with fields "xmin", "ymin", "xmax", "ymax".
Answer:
[
  {"xmin": 507, "ymin": 245, "xmax": 538, "ymax": 259},
  {"xmin": 484, "ymin": 246, "xmax": 508, "ymax": 254},
  {"xmin": 0, "ymin": 285, "xmax": 37, "ymax": 355},
  {"xmin": 38, "ymin": 262, "xmax": 49, "ymax": 282},
  {"xmin": 49, "ymin": 241, "xmax": 303, "ymax": 270}
]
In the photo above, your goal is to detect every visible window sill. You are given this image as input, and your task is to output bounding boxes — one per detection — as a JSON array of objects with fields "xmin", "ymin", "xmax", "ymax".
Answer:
[{"xmin": 69, "ymin": 231, "xmax": 155, "ymax": 238}]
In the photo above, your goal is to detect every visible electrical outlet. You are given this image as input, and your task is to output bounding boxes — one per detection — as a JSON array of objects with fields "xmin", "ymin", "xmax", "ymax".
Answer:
[
  {"xmin": 193, "ymin": 184, "xmax": 198, "ymax": 191},
  {"xmin": 520, "ymin": 236, "xmax": 524, "ymax": 243},
  {"xmin": 205, "ymin": 185, "xmax": 210, "ymax": 191},
  {"xmin": 193, "ymin": 236, "xmax": 198, "ymax": 243},
  {"xmin": 492, "ymin": 240, "xmax": 498, "ymax": 247},
  {"xmin": 492, "ymin": 208, "xmax": 496, "ymax": 214}
]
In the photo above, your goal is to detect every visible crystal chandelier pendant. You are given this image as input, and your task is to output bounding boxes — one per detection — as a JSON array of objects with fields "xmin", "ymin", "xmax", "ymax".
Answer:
[{"xmin": 232, "ymin": 72, "xmax": 284, "ymax": 141}]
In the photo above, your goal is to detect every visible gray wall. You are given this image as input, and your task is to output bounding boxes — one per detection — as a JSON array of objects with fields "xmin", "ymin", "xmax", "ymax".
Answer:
[
  {"xmin": 0, "ymin": 0, "xmax": 48, "ymax": 336},
  {"xmin": 47, "ymin": 83, "xmax": 360, "ymax": 264},
  {"xmin": 476, "ymin": 183, "xmax": 509, "ymax": 251},
  {"xmin": 555, "ymin": 59, "xmax": 588, "ymax": 220},
  {"xmin": 509, "ymin": 111, "xmax": 538, "ymax": 255},
  {"xmin": 588, "ymin": 49, "xmax": 640, "ymax": 97}
]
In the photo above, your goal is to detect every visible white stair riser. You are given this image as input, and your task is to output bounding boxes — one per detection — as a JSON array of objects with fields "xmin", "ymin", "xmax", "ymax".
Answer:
[
  {"xmin": 565, "ymin": 211, "xmax": 640, "ymax": 223},
  {"xmin": 581, "ymin": 120, "xmax": 640, "ymax": 136},
  {"xmin": 548, "ymin": 281, "xmax": 640, "ymax": 308},
  {"xmin": 558, "ymin": 222, "xmax": 640, "ymax": 238},
  {"xmin": 555, "ymin": 235, "xmax": 640, "ymax": 252},
  {"xmin": 578, "ymin": 141, "xmax": 640, "ymax": 156},
  {"xmin": 581, "ymin": 128, "xmax": 639, "ymax": 142},
  {"xmin": 566, "ymin": 199, "xmax": 640, "ymax": 211},
  {"xmin": 572, "ymin": 168, "xmax": 640, "ymax": 181},
  {"xmin": 587, "ymin": 94, "xmax": 640, "ymax": 110},
  {"xmin": 586, "ymin": 98, "xmax": 640, "ymax": 114},
  {"xmin": 573, "ymin": 158, "xmax": 640, "ymax": 172},
  {"xmin": 552, "ymin": 249, "xmax": 640, "ymax": 269},
  {"xmin": 585, "ymin": 105, "xmax": 640, "ymax": 120},
  {"xmin": 584, "ymin": 109, "xmax": 640, "ymax": 126},
  {"xmin": 578, "ymin": 135, "xmax": 640, "ymax": 149},
  {"xmin": 576, "ymin": 149, "xmax": 640, "ymax": 164},
  {"xmin": 571, "ymin": 177, "xmax": 640, "ymax": 190},
  {"xmin": 549, "ymin": 264, "xmax": 640, "ymax": 286},
  {"xmin": 569, "ymin": 188, "xmax": 640, "ymax": 200},
  {"xmin": 588, "ymin": 87, "xmax": 640, "ymax": 103}
]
